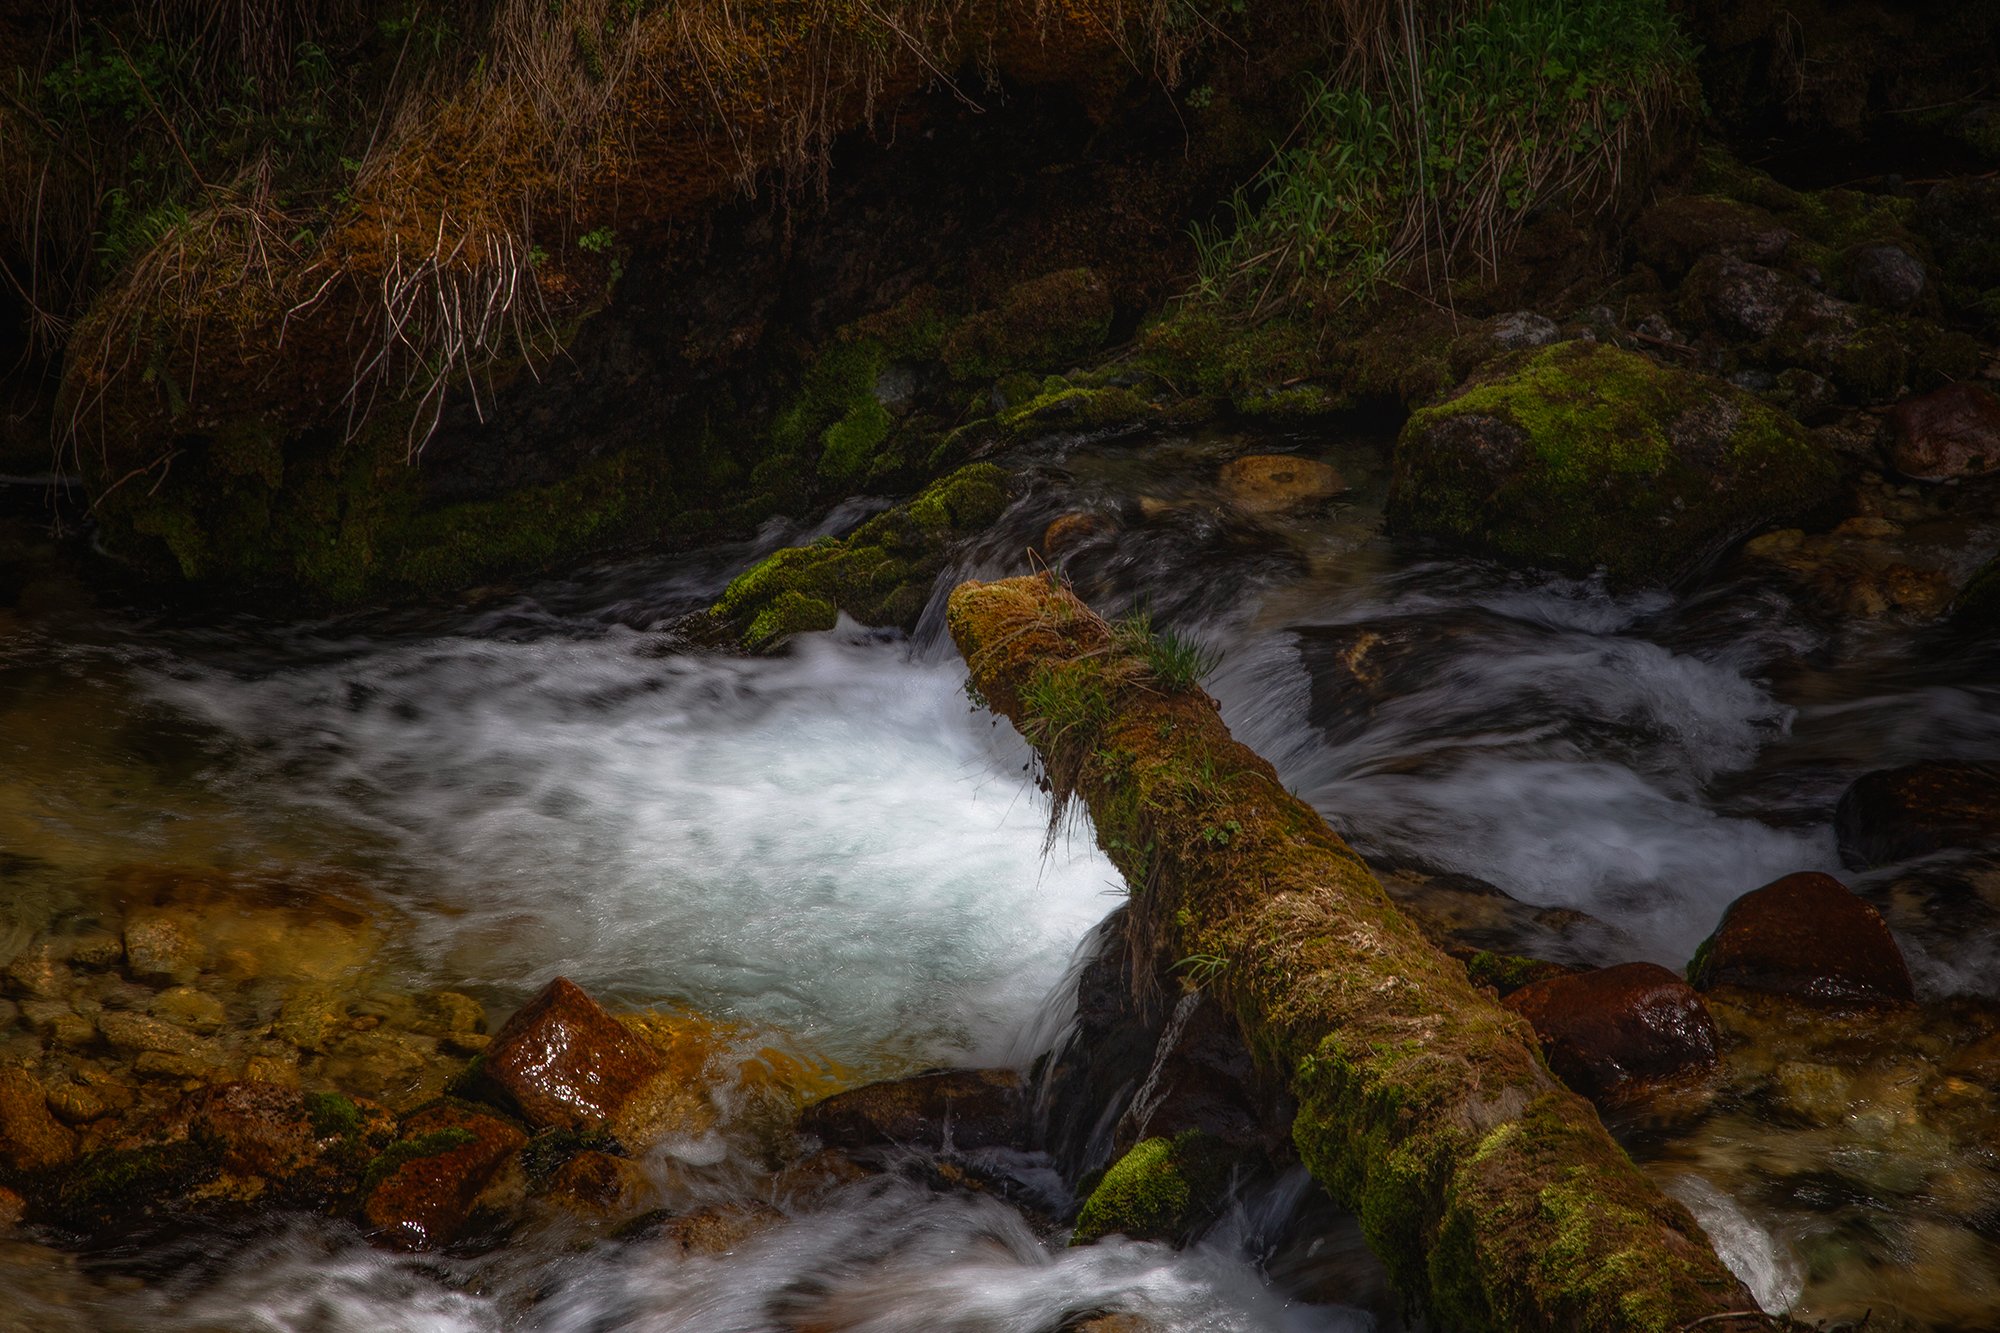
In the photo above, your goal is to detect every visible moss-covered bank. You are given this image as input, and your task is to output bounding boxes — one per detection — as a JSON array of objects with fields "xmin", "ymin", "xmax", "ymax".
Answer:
[{"xmin": 947, "ymin": 575, "xmax": 1752, "ymax": 1331}]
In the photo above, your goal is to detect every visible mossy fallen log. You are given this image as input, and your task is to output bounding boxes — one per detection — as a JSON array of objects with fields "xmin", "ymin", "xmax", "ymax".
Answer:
[{"xmin": 947, "ymin": 575, "xmax": 1755, "ymax": 1332}]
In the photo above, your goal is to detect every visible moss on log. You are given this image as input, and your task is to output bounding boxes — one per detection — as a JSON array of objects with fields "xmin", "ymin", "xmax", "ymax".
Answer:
[{"xmin": 947, "ymin": 574, "xmax": 1754, "ymax": 1332}]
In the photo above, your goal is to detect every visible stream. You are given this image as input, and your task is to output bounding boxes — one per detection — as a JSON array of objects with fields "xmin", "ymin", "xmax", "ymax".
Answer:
[{"xmin": 2, "ymin": 421, "xmax": 1997, "ymax": 1330}]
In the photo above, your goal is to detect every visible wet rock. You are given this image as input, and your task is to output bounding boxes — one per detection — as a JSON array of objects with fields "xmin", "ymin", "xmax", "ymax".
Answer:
[
  {"xmin": 122, "ymin": 912, "xmax": 203, "ymax": 986},
  {"xmin": 360, "ymin": 1101, "xmax": 527, "ymax": 1249},
  {"xmin": 96, "ymin": 1010, "xmax": 220, "ymax": 1062},
  {"xmin": 1041, "ymin": 511, "xmax": 1114, "ymax": 557},
  {"xmin": 5, "ymin": 939, "xmax": 74, "ymax": 1001},
  {"xmin": 1850, "ymin": 244, "xmax": 1927, "ymax": 311},
  {"xmin": 273, "ymin": 987, "xmax": 346, "ymax": 1052},
  {"xmin": 543, "ymin": 1149, "xmax": 648, "ymax": 1216},
  {"xmin": 1889, "ymin": 383, "xmax": 2000, "ymax": 481},
  {"xmin": 66, "ymin": 931, "xmax": 123, "ymax": 971},
  {"xmin": 0, "ymin": 1185, "xmax": 21, "ymax": 1228},
  {"xmin": 648, "ymin": 1201, "xmax": 783, "ymax": 1255},
  {"xmin": 1502, "ymin": 962, "xmax": 1718, "ymax": 1100},
  {"xmin": 1836, "ymin": 761, "xmax": 2000, "ymax": 868},
  {"xmin": 941, "ymin": 267, "xmax": 1113, "ymax": 381},
  {"xmin": 191, "ymin": 1082, "xmax": 380, "ymax": 1189},
  {"xmin": 19, "ymin": 1000, "xmax": 94, "ymax": 1050},
  {"xmin": 149, "ymin": 986, "xmax": 225, "ymax": 1035},
  {"xmin": 483, "ymin": 977, "xmax": 664, "ymax": 1131},
  {"xmin": 1688, "ymin": 871, "xmax": 1914, "ymax": 1005},
  {"xmin": 797, "ymin": 1068, "xmax": 1025, "ymax": 1154},
  {"xmin": 1217, "ymin": 455, "xmax": 1346, "ymax": 514},
  {"xmin": 1389, "ymin": 342, "xmax": 1838, "ymax": 584},
  {"xmin": 42, "ymin": 1078, "xmax": 108, "ymax": 1126},
  {"xmin": 1070, "ymin": 1129, "xmax": 1241, "ymax": 1246},
  {"xmin": 0, "ymin": 1068, "xmax": 75, "ymax": 1172}
]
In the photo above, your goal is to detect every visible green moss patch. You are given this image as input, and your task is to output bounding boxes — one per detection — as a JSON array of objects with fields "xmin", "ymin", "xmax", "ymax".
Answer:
[
  {"xmin": 1071, "ymin": 1129, "xmax": 1239, "ymax": 1245},
  {"xmin": 1390, "ymin": 341, "xmax": 1838, "ymax": 583},
  {"xmin": 943, "ymin": 268, "xmax": 1114, "ymax": 382},
  {"xmin": 699, "ymin": 463, "xmax": 1009, "ymax": 652}
]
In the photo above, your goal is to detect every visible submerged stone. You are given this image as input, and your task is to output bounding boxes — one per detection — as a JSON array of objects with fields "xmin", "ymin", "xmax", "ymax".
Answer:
[
  {"xmin": 0, "ymin": 1068, "xmax": 75, "ymax": 1173},
  {"xmin": 797, "ymin": 1068, "xmax": 1025, "ymax": 1154},
  {"xmin": 1889, "ymin": 382, "xmax": 2000, "ymax": 481},
  {"xmin": 1687, "ymin": 871, "xmax": 1914, "ymax": 1005},
  {"xmin": 1836, "ymin": 761, "xmax": 2000, "ymax": 868},
  {"xmin": 1389, "ymin": 341, "xmax": 1837, "ymax": 583},
  {"xmin": 1503, "ymin": 962, "xmax": 1718, "ymax": 1101},
  {"xmin": 1217, "ymin": 455, "xmax": 1346, "ymax": 514},
  {"xmin": 483, "ymin": 977, "xmax": 664, "ymax": 1131}
]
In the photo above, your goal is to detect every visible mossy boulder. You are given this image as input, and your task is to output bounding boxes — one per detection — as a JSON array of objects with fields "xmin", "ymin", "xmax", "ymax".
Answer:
[
  {"xmin": 944, "ymin": 269, "xmax": 1115, "ymax": 382},
  {"xmin": 698, "ymin": 463, "xmax": 1010, "ymax": 652},
  {"xmin": 1070, "ymin": 1130, "xmax": 1240, "ymax": 1246},
  {"xmin": 1389, "ymin": 341, "xmax": 1839, "ymax": 583}
]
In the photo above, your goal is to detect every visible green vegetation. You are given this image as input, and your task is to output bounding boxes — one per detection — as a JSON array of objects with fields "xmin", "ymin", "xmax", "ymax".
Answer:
[
  {"xmin": 1194, "ymin": 0, "xmax": 1695, "ymax": 318},
  {"xmin": 361, "ymin": 1127, "xmax": 478, "ymax": 1194},
  {"xmin": 698, "ymin": 463, "xmax": 1010, "ymax": 652},
  {"xmin": 1114, "ymin": 608, "xmax": 1220, "ymax": 693},
  {"xmin": 1071, "ymin": 1130, "xmax": 1239, "ymax": 1245},
  {"xmin": 1390, "ymin": 341, "xmax": 1839, "ymax": 582}
]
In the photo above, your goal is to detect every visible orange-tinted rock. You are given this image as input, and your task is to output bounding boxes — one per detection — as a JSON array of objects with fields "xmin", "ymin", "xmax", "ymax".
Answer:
[
  {"xmin": 361, "ymin": 1102, "xmax": 527, "ymax": 1249},
  {"xmin": 0, "ymin": 1185, "xmax": 22, "ymax": 1228},
  {"xmin": 1503, "ymin": 963, "xmax": 1717, "ymax": 1100},
  {"xmin": 1041, "ymin": 511, "xmax": 1113, "ymax": 556},
  {"xmin": 797, "ymin": 1068, "xmax": 1025, "ymax": 1153},
  {"xmin": 1218, "ymin": 455, "xmax": 1346, "ymax": 514},
  {"xmin": 545, "ymin": 1150, "xmax": 647, "ymax": 1215},
  {"xmin": 651, "ymin": 1201, "xmax": 784, "ymax": 1255},
  {"xmin": 193, "ymin": 1082, "xmax": 319, "ymax": 1180},
  {"xmin": 1890, "ymin": 383, "xmax": 2000, "ymax": 481},
  {"xmin": 483, "ymin": 978, "xmax": 664, "ymax": 1130},
  {"xmin": 1688, "ymin": 872, "xmax": 1914, "ymax": 1005},
  {"xmin": 0, "ymin": 1068, "xmax": 75, "ymax": 1173},
  {"xmin": 1836, "ymin": 761, "xmax": 2000, "ymax": 869}
]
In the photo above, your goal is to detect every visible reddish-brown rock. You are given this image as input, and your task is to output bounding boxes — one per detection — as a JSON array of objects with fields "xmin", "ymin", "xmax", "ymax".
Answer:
[
  {"xmin": 1688, "ymin": 872, "xmax": 1914, "ymax": 1005},
  {"xmin": 483, "ymin": 978, "xmax": 664, "ymax": 1130},
  {"xmin": 0, "ymin": 1068, "xmax": 75, "ymax": 1173},
  {"xmin": 797, "ymin": 1068, "xmax": 1025, "ymax": 1153},
  {"xmin": 1835, "ymin": 761, "xmax": 2000, "ymax": 869},
  {"xmin": 1890, "ymin": 383, "xmax": 2000, "ymax": 481},
  {"xmin": 361, "ymin": 1102, "xmax": 527, "ymax": 1249},
  {"xmin": 1503, "ymin": 962, "xmax": 1718, "ymax": 1100}
]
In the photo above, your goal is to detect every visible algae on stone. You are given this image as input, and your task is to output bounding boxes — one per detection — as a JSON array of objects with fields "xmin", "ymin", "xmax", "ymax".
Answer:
[
  {"xmin": 947, "ymin": 575, "xmax": 1752, "ymax": 1332},
  {"xmin": 1390, "ymin": 341, "xmax": 1838, "ymax": 583},
  {"xmin": 699, "ymin": 464, "xmax": 1010, "ymax": 652}
]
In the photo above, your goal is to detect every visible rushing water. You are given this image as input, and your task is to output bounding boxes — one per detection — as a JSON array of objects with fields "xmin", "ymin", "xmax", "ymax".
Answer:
[{"xmin": 3, "ymin": 421, "xmax": 1998, "ymax": 1330}]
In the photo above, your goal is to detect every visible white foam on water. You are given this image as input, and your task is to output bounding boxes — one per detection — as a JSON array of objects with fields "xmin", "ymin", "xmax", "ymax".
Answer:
[
  {"xmin": 143, "ymin": 620, "xmax": 1122, "ymax": 1068},
  {"xmin": 1664, "ymin": 1175, "xmax": 1806, "ymax": 1317}
]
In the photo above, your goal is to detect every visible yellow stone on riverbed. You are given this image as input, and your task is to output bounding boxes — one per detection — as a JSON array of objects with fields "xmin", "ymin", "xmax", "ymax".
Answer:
[{"xmin": 1217, "ymin": 454, "xmax": 1346, "ymax": 513}]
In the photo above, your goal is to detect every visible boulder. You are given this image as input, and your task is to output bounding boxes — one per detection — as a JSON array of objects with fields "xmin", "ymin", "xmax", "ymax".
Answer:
[
  {"xmin": 360, "ymin": 1101, "xmax": 527, "ymax": 1249},
  {"xmin": 1389, "ymin": 342, "xmax": 1838, "ymax": 583},
  {"xmin": 0, "ymin": 1068, "xmax": 75, "ymax": 1173},
  {"xmin": 1040, "ymin": 511, "xmax": 1115, "ymax": 557},
  {"xmin": 1836, "ymin": 761, "xmax": 2000, "ymax": 868},
  {"xmin": 797, "ymin": 1068, "xmax": 1025, "ymax": 1154},
  {"xmin": 1217, "ymin": 455, "xmax": 1347, "ymax": 514},
  {"xmin": 483, "ymin": 977, "xmax": 665, "ymax": 1131},
  {"xmin": 1687, "ymin": 872, "xmax": 1914, "ymax": 1005},
  {"xmin": 1502, "ymin": 962, "xmax": 1718, "ymax": 1100},
  {"xmin": 1889, "ymin": 383, "xmax": 2000, "ymax": 481},
  {"xmin": 1849, "ymin": 244, "xmax": 1927, "ymax": 311}
]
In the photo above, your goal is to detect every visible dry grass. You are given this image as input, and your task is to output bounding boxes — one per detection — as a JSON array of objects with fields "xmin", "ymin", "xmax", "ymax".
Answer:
[{"xmin": 11, "ymin": 0, "xmax": 1221, "ymax": 475}]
